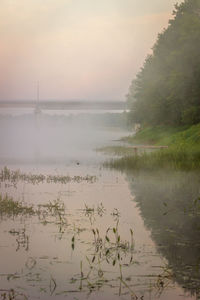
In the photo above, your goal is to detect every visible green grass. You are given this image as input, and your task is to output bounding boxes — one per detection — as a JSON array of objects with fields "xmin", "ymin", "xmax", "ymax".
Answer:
[
  {"xmin": 105, "ymin": 146, "xmax": 200, "ymax": 171},
  {"xmin": 121, "ymin": 125, "xmax": 190, "ymax": 145},
  {"xmin": 104, "ymin": 124, "xmax": 200, "ymax": 171}
]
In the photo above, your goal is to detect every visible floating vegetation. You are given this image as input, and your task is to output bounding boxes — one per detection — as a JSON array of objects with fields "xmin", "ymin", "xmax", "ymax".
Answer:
[
  {"xmin": 0, "ymin": 166, "xmax": 97, "ymax": 185},
  {"xmin": 25, "ymin": 257, "xmax": 37, "ymax": 270},
  {"xmin": 155, "ymin": 266, "xmax": 175, "ymax": 297},
  {"xmin": 103, "ymin": 146, "xmax": 200, "ymax": 171},
  {"xmin": 50, "ymin": 276, "xmax": 57, "ymax": 295},
  {"xmin": 97, "ymin": 202, "xmax": 106, "ymax": 217},
  {"xmin": 80, "ymin": 203, "xmax": 106, "ymax": 225},
  {"xmin": 37, "ymin": 198, "xmax": 69, "ymax": 236},
  {"xmin": 0, "ymin": 194, "xmax": 34, "ymax": 217},
  {"xmin": 0, "ymin": 196, "xmax": 141, "ymax": 298},
  {"xmin": 9, "ymin": 227, "xmax": 29, "ymax": 251},
  {"xmin": 0, "ymin": 192, "xmax": 178, "ymax": 299},
  {"xmin": 68, "ymin": 206, "xmax": 138, "ymax": 298},
  {"xmin": 38, "ymin": 199, "xmax": 66, "ymax": 222},
  {"xmin": 0, "ymin": 289, "xmax": 28, "ymax": 300}
]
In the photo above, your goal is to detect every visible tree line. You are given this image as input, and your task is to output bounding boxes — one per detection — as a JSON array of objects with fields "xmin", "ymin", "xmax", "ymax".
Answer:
[{"xmin": 127, "ymin": 0, "xmax": 200, "ymax": 126}]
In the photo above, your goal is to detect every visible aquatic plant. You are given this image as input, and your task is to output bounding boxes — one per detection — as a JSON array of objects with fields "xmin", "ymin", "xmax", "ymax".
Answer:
[
  {"xmin": 104, "ymin": 124, "xmax": 200, "ymax": 171},
  {"xmin": 155, "ymin": 266, "xmax": 174, "ymax": 297},
  {"xmin": 69, "ymin": 206, "xmax": 136, "ymax": 297},
  {"xmin": 9, "ymin": 227, "xmax": 29, "ymax": 251},
  {"xmin": 0, "ymin": 194, "xmax": 34, "ymax": 217},
  {"xmin": 0, "ymin": 289, "xmax": 28, "ymax": 300},
  {"xmin": 0, "ymin": 193, "xmax": 178, "ymax": 299},
  {"xmin": 0, "ymin": 167, "xmax": 97, "ymax": 185},
  {"xmin": 104, "ymin": 146, "xmax": 200, "ymax": 171}
]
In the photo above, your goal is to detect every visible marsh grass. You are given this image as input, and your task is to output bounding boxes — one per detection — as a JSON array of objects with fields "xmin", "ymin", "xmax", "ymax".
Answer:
[
  {"xmin": 103, "ymin": 124, "xmax": 200, "ymax": 171},
  {"xmin": 0, "ymin": 167, "xmax": 97, "ymax": 185},
  {"xmin": 0, "ymin": 289, "xmax": 28, "ymax": 300},
  {"xmin": 0, "ymin": 195, "xmax": 140, "ymax": 298},
  {"xmin": 104, "ymin": 145, "xmax": 200, "ymax": 171},
  {"xmin": 37, "ymin": 199, "xmax": 68, "ymax": 236},
  {"xmin": 155, "ymin": 266, "xmax": 175, "ymax": 297},
  {"xmin": 0, "ymin": 196, "xmax": 176, "ymax": 299},
  {"xmin": 0, "ymin": 194, "xmax": 34, "ymax": 216},
  {"xmin": 0, "ymin": 193, "xmax": 68, "ymax": 237}
]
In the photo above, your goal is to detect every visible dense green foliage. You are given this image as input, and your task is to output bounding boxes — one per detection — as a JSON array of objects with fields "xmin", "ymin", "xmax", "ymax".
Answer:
[{"xmin": 127, "ymin": 0, "xmax": 200, "ymax": 126}]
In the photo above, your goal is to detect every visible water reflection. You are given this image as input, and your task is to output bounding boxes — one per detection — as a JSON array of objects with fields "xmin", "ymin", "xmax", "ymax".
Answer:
[
  {"xmin": 0, "ymin": 112, "xmax": 198, "ymax": 299},
  {"xmin": 126, "ymin": 170, "xmax": 200, "ymax": 299},
  {"xmin": 0, "ymin": 192, "xmax": 136, "ymax": 299},
  {"xmin": 0, "ymin": 167, "xmax": 179, "ymax": 300}
]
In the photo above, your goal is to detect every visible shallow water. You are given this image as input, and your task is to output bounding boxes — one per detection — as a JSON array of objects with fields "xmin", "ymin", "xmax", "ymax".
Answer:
[{"xmin": 0, "ymin": 113, "xmax": 199, "ymax": 300}]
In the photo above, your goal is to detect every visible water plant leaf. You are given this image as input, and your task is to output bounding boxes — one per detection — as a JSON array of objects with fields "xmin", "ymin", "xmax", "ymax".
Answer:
[
  {"xmin": 25, "ymin": 257, "xmax": 36, "ymax": 270},
  {"xmin": 50, "ymin": 276, "xmax": 57, "ymax": 295},
  {"xmin": 105, "ymin": 249, "xmax": 110, "ymax": 256},
  {"xmin": 105, "ymin": 236, "xmax": 110, "ymax": 242},
  {"xmin": 106, "ymin": 227, "xmax": 110, "ymax": 234},
  {"xmin": 98, "ymin": 269, "xmax": 104, "ymax": 278}
]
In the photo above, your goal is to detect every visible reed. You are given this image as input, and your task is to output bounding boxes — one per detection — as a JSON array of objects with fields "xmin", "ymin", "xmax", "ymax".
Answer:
[{"xmin": 104, "ymin": 145, "xmax": 200, "ymax": 171}]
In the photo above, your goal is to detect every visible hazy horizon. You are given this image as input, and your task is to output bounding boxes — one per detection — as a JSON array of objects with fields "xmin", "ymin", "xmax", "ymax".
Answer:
[{"xmin": 0, "ymin": 0, "xmax": 183, "ymax": 102}]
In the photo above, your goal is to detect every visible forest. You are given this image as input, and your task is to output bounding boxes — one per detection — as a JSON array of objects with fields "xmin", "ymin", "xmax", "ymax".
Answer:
[{"xmin": 127, "ymin": 0, "xmax": 200, "ymax": 126}]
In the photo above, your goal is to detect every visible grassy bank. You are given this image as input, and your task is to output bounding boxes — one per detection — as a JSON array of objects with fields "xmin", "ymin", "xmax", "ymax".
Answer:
[{"xmin": 104, "ymin": 124, "xmax": 200, "ymax": 171}]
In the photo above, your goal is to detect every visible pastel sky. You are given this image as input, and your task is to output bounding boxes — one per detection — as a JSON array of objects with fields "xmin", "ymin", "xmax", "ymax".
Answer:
[{"xmin": 0, "ymin": 0, "xmax": 183, "ymax": 101}]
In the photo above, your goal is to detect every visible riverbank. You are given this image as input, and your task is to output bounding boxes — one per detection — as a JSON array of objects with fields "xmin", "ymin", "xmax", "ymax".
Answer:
[{"xmin": 103, "ymin": 124, "xmax": 200, "ymax": 171}]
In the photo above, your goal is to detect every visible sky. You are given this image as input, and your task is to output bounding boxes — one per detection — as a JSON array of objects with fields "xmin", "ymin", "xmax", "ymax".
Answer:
[{"xmin": 0, "ymin": 0, "xmax": 183, "ymax": 101}]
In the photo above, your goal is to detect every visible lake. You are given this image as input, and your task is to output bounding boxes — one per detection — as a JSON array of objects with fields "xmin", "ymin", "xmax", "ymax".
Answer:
[{"xmin": 0, "ymin": 111, "xmax": 199, "ymax": 300}]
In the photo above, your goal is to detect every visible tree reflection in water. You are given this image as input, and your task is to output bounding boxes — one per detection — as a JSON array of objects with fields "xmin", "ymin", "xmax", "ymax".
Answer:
[{"xmin": 126, "ymin": 170, "xmax": 200, "ymax": 299}]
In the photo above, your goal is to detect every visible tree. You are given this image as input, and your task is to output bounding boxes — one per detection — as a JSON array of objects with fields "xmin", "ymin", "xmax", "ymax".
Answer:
[{"xmin": 128, "ymin": 0, "xmax": 200, "ymax": 126}]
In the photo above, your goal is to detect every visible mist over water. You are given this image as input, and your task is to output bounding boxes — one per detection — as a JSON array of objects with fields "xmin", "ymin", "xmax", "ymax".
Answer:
[
  {"xmin": 0, "ymin": 109, "xmax": 199, "ymax": 300},
  {"xmin": 0, "ymin": 111, "xmax": 128, "ymax": 166},
  {"xmin": 1, "ymin": 0, "xmax": 198, "ymax": 298}
]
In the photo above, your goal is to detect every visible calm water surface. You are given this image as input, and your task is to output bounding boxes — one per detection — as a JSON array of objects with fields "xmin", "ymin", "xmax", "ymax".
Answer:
[{"xmin": 0, "ymin": 113, "xmax": 199, "ymax": 300}]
